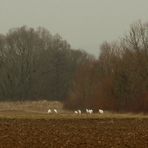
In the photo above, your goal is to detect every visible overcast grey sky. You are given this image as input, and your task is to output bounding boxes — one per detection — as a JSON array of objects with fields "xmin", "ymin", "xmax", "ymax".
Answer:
[{"xmin": 0, "ymin": 0, "xmax": 148, "ymax": 55}]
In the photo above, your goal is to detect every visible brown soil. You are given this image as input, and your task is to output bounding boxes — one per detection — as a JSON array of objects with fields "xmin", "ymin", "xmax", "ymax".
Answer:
[{"xmin": 0, "ymin": 118, "xmax": 148, "ymax": 148}]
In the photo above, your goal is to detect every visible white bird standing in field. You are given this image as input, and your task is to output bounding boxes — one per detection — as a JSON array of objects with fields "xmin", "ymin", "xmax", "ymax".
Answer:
[
  {"xmin": 89, "ymin": 109, "xmax": 93, "ymax": 114},
  {"xmin": 86, "ymin": 109, "xmax": 93, "ymax": 114},
  {"xmin": 99, "ymin": 109, "xmax": 104, "ymax": 114},
  {"xmin": 74, "ymin": 111, "xmax": 78, "ymax": 114},
  {"xmin": 78, "ymin": 110, "xmax": 81, "ymax": 114},
  {"xmin": 54, "ymin": 109, "xmax": 58, "ymax": 113},
  {"xmin": 86, "ymin": 109, "xmax": 89, "ymax": 113},
  {"xmin": 47, "ymin": 109, "xmax": 52, "ymax": 114}
]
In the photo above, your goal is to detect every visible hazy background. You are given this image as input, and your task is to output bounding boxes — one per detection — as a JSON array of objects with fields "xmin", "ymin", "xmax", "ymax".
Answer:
[{"xmin": 0, "ymin": 0, "xmax": 148, "ymax": 55}]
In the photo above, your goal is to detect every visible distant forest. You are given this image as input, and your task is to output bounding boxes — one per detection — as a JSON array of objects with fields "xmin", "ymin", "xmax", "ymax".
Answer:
[{"xmin": 0, "ymin": 21, "xmax": 148, "ymax": 112}]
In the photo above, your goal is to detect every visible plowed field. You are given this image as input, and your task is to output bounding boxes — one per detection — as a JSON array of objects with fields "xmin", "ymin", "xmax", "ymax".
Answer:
[{"xmin": 0, "ymin": 118, "xmax": 148, "ymax": 148}]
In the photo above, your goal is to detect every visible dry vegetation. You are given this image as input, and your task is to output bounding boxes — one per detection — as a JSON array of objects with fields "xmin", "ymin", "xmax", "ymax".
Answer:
[
  {"xmin": 0, "ymin": 100, "xmax": 63, "ymax": 112},
  {"xmin": 0, "ymin": 100, "xmax": 147, "ymax": 122},
  {"xmin": 0, "ymin": 100, "xmax": 147, "ymax": 119}
]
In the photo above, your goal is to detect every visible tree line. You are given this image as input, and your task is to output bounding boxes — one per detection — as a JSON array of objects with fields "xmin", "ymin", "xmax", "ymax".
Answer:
[
  {"xmin": 0, "ymin": 26, "xmax": 92, "ymax": 101},
  {"xmin": 0, "ymin": 21, "xmax": 148, "ymax": 112},
  {"xmin": 65, "ymin": 21, "xmax": 148, "ymax": 112}
]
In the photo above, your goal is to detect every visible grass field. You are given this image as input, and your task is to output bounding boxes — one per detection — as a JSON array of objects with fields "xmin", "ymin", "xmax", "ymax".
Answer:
[
  {"xmin": 0, "ymin": 100, "xmax": 148, "ymax": 147},
  {"xmin": 0, "ymin": 100, "xmax": 147, "ymax": 119}
]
